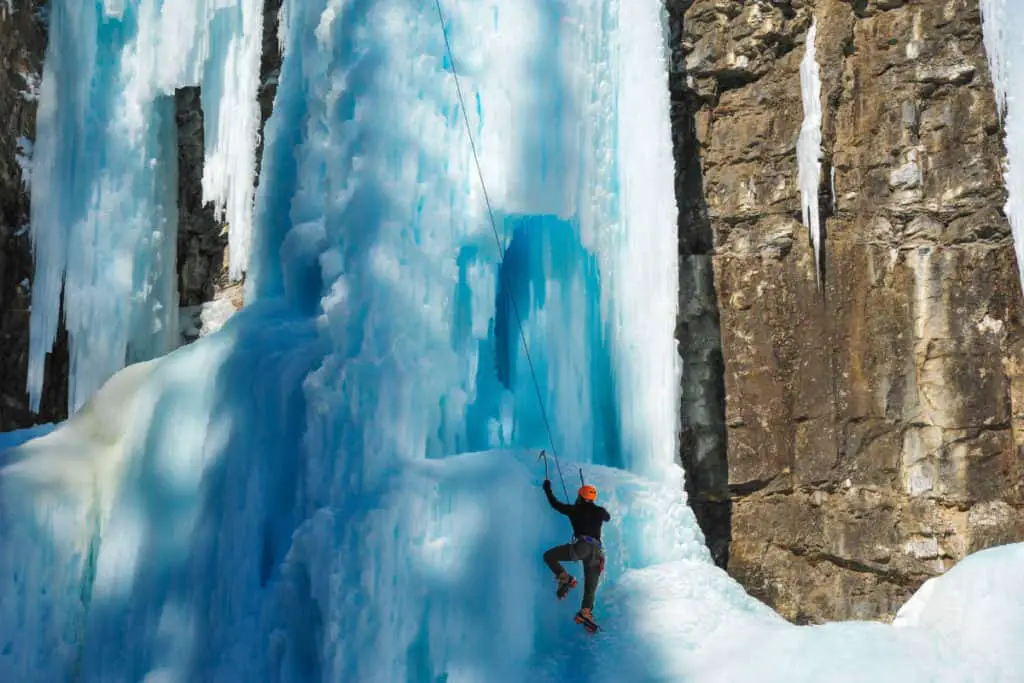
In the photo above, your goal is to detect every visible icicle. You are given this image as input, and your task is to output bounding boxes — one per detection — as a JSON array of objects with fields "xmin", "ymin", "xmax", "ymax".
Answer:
[
  {"xmin": 26, "ymin": 0, "xmax": 265, "ymax": 413},
  {"xmin": 797, "ymin": 18, "xmax": 823, "ymax": 287},
  {"xmin": 201, "ymin": 0, "xmax": 265, "ymax": 279}
]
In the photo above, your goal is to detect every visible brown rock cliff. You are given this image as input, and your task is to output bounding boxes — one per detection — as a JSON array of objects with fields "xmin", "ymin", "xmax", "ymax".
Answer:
[{"xmin": 670, "ymin": 0, "xmax": 1024, "ymax": 622}]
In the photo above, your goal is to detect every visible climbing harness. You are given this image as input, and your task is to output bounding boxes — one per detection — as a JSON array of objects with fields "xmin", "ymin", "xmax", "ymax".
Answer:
[{"xmin": 433, "ymin": 0, "xmax": 573, "ymax": 501}]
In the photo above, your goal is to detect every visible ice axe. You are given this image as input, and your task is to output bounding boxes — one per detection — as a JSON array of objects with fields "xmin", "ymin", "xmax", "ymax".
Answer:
[
  {"xmin": 537, "ymin": 449, "xmax": 571, "ymax": 501},
  {"xmin": 538, "ymin": 449, "xmax": 549, "ymax": 480}
]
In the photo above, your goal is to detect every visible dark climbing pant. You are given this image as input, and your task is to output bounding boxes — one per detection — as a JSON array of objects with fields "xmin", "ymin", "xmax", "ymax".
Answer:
[{"xmin": 543, "ymin": 539, "xmax": 606, "ymax": 610}]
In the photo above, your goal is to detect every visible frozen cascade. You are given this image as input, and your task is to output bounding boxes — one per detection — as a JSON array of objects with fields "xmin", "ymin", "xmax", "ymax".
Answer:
[
  {"xmin": 250, "ymin": 0, "xmax": 680, "ymax": 476},
  {"xmin": 5, "ymin": 0, "xmax": 1024, "ymax": 681},
  {"xmin": 6, "ymin": 0, "xmax": 692, "ymax": 678},
  {"xmin": 797, "ymin": 17, "xmax": 823, "ymax": 286},
  {"xmin": 981, "ymin": 0, "xmax": 1024, "ymax": 295},
  {"xmin": 611, "ymin": 3, "xmax": 680, "ymax": 476},
  {"xmin": 26, "ymin": 0, "xmax": 265, "ymax": 413}
]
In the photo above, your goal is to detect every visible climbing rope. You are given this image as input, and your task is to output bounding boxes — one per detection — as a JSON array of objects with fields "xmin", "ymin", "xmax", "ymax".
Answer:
[{"xmin": 433, "ymin": 0, "xmax": 571, "ymax": 502}]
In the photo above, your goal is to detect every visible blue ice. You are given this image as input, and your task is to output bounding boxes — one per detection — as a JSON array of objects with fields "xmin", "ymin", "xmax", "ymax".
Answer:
[
  {"xmin": 25, "ymin": 0, "xmax": 263, "ymax": 414},
  {"xmin": 4, "ymin": 0, "xmax": 1024, "ymax": 681}
]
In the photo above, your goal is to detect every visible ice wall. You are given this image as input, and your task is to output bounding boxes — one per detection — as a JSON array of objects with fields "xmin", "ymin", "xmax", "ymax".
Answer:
[
  {"xmin": 26, "ymin": 0, "xmax": 264, "ymax": 413},
  {"xmin": 981, "ymin": 0, "xmax": 1024, "ymax": 294},
  {"xmin": 252, "ymin": 0, "xmax": 679, "ymax": 478},
  {"xmin": 7, "ymin": 0, "xmax": 691, "ymax": 678},
  {"xmin": 609, "ymin": 4, "xmax": 681, "ymax": 477},
  {"xmin": 1, "ymin": 304, "xmax": 326, "ymax": 681}
]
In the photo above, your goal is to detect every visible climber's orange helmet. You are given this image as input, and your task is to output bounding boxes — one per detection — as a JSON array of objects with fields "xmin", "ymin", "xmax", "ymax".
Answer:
[{"xmin": 578, "ymin": 485, "xmax": 598, "ymax": 502}]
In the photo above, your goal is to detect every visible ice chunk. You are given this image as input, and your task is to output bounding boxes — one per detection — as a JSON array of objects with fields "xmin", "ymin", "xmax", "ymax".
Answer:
[
  {"xmin": 0, "ymin": 303, "xmax": 321, "ymax": 681},
  {"xmin": 2, "ymin": 359, "xmax": 159, "ymax": 508}
]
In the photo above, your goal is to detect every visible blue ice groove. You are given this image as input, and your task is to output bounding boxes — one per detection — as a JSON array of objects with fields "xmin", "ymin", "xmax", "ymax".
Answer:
[
  {"xmin": 477, "ymin": 213, "xmax": 622, "ymax": 469},
  {"xmin": 5, "ymin": 0, "xmax": 1024, "ymax": 682}
]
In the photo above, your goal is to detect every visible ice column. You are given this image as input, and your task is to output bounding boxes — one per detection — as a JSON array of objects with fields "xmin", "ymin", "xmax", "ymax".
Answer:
[
  {"xmin": 610, "ymin": 0, "xmax": 682, "ymax": 475},
  {"xmin": 798, "ymin": 18, "xmax": 823, "ymax": 286}
]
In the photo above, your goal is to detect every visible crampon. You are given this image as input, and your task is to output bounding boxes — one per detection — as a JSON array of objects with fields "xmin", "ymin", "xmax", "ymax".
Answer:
[
  {"xmin": 556, "ymin": 574, "xmax": 578, "ymax": 600},
  {"xmin": 575, "ymin": 609, "xmax": 600, "ymax": 633}
]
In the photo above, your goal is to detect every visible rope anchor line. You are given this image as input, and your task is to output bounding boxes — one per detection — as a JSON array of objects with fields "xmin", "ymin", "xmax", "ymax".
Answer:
[{"xmin": 432, "ymin": 0, "xmax": 573, "ymax": 501}]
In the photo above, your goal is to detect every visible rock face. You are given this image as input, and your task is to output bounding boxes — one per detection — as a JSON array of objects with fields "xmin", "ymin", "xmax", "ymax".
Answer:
[
  {"xmin": 668, "ymin": 1, "xmax": 732, "ymax": 571},
  {"xmin": 176, "ymin": 86, "xmax": 230, "ymax": 315},
  {"xmin": 670, "ymin": 0, "xmax": 1024, "ymax": 622},
  {"xmin": 0, "ymin": 0, "xmax": 68, "ymax": 430}
]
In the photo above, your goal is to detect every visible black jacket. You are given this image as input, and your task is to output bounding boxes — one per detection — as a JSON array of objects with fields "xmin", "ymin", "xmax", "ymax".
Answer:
[{"xmin": 544, "ymin": 481, "xmax": 611, "ymax": 540}]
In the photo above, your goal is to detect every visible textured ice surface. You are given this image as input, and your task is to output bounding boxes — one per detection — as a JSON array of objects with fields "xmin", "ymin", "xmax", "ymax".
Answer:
[
  {"xmin": 4, "ymin": 350, "xmax": 1024, "ymax": 683},
  {"xmin": 0, "ymin": 324, "xmax": 706, "ymax": 681},
  {"xmin": 250, "ymin": 0, "xmax": 679, "ymax": 479}
]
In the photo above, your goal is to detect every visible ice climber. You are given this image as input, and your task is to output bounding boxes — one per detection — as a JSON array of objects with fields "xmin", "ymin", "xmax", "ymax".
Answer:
[{"xmin": 541, "ymin": 477, "xmax": 610, "ymax": 631}]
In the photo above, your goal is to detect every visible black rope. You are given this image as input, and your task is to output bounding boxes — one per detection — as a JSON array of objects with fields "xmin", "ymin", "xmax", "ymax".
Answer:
[{"xmin": 433, "ymin": 0, "xmax": 571, "ymax": 502}]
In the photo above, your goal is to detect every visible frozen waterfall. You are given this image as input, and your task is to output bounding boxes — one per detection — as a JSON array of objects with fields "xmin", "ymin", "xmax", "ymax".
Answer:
[{"xmin": 3, "ymin": 1, "xmax": 1024, "ymax": 682}]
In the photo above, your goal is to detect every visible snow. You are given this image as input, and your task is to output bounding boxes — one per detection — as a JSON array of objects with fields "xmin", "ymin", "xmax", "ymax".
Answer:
[
  {"xmin": 892, "ymin": 544, "xmax": 1024, "ymax": 681},
  {"xmin": 582, "ymin": 544, "xmax": 1024, "ymax": 683},
  {"xmin": 981, "ymin": 0, "xmax": 1024, "ymax": 296},
  {"xmin": 5, "ymin": 0, "xmax": 1024, "ymax": 681},
  {"xmin": 18, "ymin": 69, "xmax": 40, "ymax": 103},
  {"xmin": 797, "ymin": 17, "xmax": 823, "ymax": 286},
  {"xmin": 25, "ymin": 0, "xmax": 265, "ymax": 414}
]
